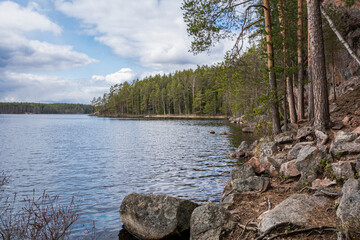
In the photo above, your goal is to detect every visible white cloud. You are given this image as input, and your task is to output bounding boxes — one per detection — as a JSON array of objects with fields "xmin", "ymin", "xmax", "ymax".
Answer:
[
  {"xmin": 56, "ymin": 0, "xmax": 234, "ymax": 71},
  {"xmin": 0, "ymin": 1, "xmax": 61, "ymax": 34},
  {"xmin": 0, "ymin": 71, "xmax": 108, "ymax": 103},
  {"xmin": 92, "ymin": 68, "xmax": 166, "ymax": 85},
  {"xmin": 0, "ymin": 1, "xmax": 97, "ymax": 71},
  {"xmin": 104, "ymin": 68, "xmax": 137, "ymax": 85}
]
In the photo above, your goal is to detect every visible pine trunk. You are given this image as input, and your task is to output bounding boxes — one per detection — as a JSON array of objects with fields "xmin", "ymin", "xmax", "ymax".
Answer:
[
  {"xmin": 308, "ymin": 0, "xmax": 330, "ymax": 131},
  {"xmin": 279, "ymin": 0, "xmax": 288, "ymax": 130},
  {"xmin": 264, "ymin": 0, "xmax": 281, "ymax": 134},
  {"xmin": 308, "ymin": 29, "xmax": 314, "ymax": 122},
  {"xmin": 297, "ymin": 0, "xmax": 305, "ymax": 120}
]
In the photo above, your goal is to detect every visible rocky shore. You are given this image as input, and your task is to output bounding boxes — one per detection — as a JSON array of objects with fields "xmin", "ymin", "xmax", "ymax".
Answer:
[
  {"xmin": 118, "ymin": 83, "xmax": 360, "ymax": 240},
  {"xmin": 119, "ymin": 121, "xmax": 360, "ymax": 239}
]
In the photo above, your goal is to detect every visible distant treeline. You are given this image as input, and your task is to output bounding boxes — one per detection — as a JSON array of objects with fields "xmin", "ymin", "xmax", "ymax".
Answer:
[
  {"xmin": 0, "ymin": 103, "xmax": 94, "ymax": 114},
  {"xmin": 92, "ymin": 46, "xmax": 267, "ymax": 117}
]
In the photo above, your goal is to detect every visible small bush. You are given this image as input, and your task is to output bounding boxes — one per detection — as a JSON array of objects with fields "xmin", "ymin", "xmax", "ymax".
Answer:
[{"xmin": 0, "ymin": 190, "xmax": 79, "ymax": 240}]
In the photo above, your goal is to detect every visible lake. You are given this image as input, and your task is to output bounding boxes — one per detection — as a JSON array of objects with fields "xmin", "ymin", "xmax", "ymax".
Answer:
[{"xmin": 0, "ymin": 114, "xmax": 254, "ymax": 239}]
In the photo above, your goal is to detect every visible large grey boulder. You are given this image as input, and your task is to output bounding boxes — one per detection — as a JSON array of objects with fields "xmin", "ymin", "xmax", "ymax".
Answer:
[
  {"xmin": 120, "ymin": 193, "xmax": 199, "ymax": 240},
  {"xmin": 315, "ymin": 130, "xmax": 329, "ymax": 145},
  {"xmin": 190, "ymin": 203, "xmax": 235, "ymax": 240},
  {"xmin": 280, "ymin": 160, "xmax": 301, "ymax": 177},
  {"xmin": 337, "ymin": 178, "xmax": 360, "ymax": 231},
  {"xmin": 259, "ymin": 142, "xmax": 278, "ymax": 161},
  {"xmin": 296, "ymin": 126, "xmax": 314, "ymax": 140},
  {"xmin": 331, "ymin": 161, "xmax": 354, "ymax": 180},
  {"xmin": 260, "ymin": 156, "xmax": 280, "ymax": 175},
  {"xmin": 274, "ymin": 132, "xmax": 294, "ymax": 144},
  {"xmin": 232, "ymin": 176, "xmax": 270, "ymax": 193},
  {"xmin": 331, "ymin": 131, "xmax": 360, "ymax": 155},
  {"xmin": 295, "ymin": 145, "xmax": 325, "ymax": 183},
  {"xmin": 230, "ymin": 164, "xmax": 255, "ymax": 181},
  {"xmin": 287, "ymin": 142, "xmax": 314, "ymax": 160},
  {"xmin": 258, "ymin": 194, "xmax": 328, "ymax": 233}
]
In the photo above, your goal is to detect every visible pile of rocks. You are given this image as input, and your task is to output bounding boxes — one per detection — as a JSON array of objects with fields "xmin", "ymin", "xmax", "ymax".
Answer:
[{"xmin": 119, "ymin": 124, "xmax": 360, "ymax": 239}]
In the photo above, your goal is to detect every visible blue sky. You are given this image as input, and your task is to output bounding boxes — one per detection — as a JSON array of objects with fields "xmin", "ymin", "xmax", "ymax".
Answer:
[{"xmin": 0, "ymin": 0, "xmax": 234, "ymax": 104}]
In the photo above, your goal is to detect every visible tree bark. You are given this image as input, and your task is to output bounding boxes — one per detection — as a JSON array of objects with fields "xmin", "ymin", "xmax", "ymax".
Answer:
[
  {"xmin": 308, "ymin": 0, "xmax": 330, "ymax": 131},
  {"xmin": 264, "ymin": 0, "xmax": 281, "ymax": 134},
  {"xmin": 308, "ymin": 29, "xmax": 314, "ymax": 122},
  {"xmin": 279, "ymin": 0, "xmax": 288, "ymax": 130},
  {"xmin": 297, "ymin": 0, "xmax": 305, "ymax": 120}
]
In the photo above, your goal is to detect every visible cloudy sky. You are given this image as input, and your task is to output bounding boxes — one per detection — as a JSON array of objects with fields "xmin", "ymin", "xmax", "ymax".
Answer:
[{"xmin": 0, "ymin": 0, "xmax": 234, "ymax": 104}]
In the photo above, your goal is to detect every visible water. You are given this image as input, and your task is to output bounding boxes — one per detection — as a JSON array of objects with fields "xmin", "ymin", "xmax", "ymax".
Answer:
[{"xmin": 0, "ymin": 114, "xmax": 254, "ymax": 238}]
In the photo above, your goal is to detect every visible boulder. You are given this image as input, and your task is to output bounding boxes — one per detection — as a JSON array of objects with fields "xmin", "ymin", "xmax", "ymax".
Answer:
[
  {"xmin": 120, "ymin": 193, "xmax": 199, "ymax": 240},
  {"xmin": 274, "ymin": 153, "xmax": 287, "ymax": 165},
  {"xmin": 274, "ymin": 132, "xmax": 294, "ymax": 144},
  {"xmin": 260, "ymin": 156, "xmax": 280, "ymax": 176},
  {"xmin": 353, "ymin": 126, "xmax": 360, "ymax": 134},
  {"xmin": 237, "ymin": 141, "xmax": 249, "ymax": 153},
  {"xmin": 242, "ymin": 127, "xmax": 254, "ymax": 133},
  {"xmin": 230, "ymin": 164, "xmax": 255, "ymax": 181},
  {"xmin": 295, "ymin": 145, "xmax": 325, "ymax": 183},
  {"xmin": 232, "ymin": 176, "xmax": 270, "ymax": 193},
  {"xmin": 246, "ymin": 157, "xmax": 265, "ymax": 174},
  {"xmin": 280, "ymin": 160, "xmax": 300, "ymax": 177},
  {"xmin": 190, "ymin": 203, "xmax": 235, "ymax": 240},
  {"xmin": 315, "ymin": 130, "xmax": 329, "ymax": 145},
  {"xmin": 220, "ymin": 131, "xmax": 232, "ymax": 135},
  {"xmin": 296, "ymin": 126, "xmax": 314, "ymax": 140},
  {"xmin": 249, "ymin": 140, "xmax": 259, "ymax": 152},
  {"xmin": 331, "ymin": 131, "xmax": 360, "ymax": 155},
  {"xmin": 258, "ymin": 194, "xmax": 328, "ymax": 233},
  {"xmin": 287, "ymin": 142, "xmax": 314, "ymax": 160},
  {"xmin": 337, "ymin": 178, "xmax": 360, "ymax": 231},
  {"xmin": 334, "ymin": 131, "xmax": 358, "ymax": 143},
  {"xmin": 259, "ymin": 142, "xmax": 278, "ymax": 161},
  {"xmin": 331, "ymin": 161, "xmax": 355, "ymax": 180},
  {"xmin": 229, "ymin": 152, "xmax": 245, "ymax": 159},
  {"xmin": 311, "ymin": 178, "xmax": 337, "ymax": 188},
  {"xmin": 209, "ymin": 130, "xmax": 215, "ymax": 134},
  {"xmin": 332, "ymin": 121, "xmax": 345, "ymax": 130}
]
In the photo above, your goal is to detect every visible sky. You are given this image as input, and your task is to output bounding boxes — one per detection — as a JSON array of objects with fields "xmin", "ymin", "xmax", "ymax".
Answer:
[{"xmin": 0, "ymin": 0, "xmax": 235, "ymax": 104}]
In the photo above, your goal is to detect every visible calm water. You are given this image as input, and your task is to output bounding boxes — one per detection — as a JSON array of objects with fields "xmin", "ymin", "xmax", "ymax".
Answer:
[{"xmin": 0, "ymin": 114, "xmax": 253, "ymax": 238}]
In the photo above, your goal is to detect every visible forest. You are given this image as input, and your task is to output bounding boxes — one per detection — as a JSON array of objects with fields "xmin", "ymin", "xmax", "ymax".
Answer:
[
  {"xmin": 0, "ymin": 102, "xmax": 94, "ymax": 114},
  {"xmin": 92, "ymin": 0, "xmax": 359, "ymax": 134}
]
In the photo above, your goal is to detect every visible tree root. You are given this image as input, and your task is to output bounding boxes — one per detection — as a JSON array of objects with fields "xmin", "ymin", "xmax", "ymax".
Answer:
[{"xmin": 254, "ymin": 222, "xmax": 337, "ymax": 240}]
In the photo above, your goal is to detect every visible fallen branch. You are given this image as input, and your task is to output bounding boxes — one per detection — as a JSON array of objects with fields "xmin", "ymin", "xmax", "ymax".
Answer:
[
  {"xmin": 254, "ymin": 222, "xmax": 302, "ymax": 240},
  {"xmin": 237, "ymin": 223, "xmax": 258, "ymax": 232},
  {"xmin": 265, "ymin": 226, "xmax": 337, "ymax": 240},
  {"xmin": 320, "ymin": 6, "xmax": 360, "ymax": 66}
]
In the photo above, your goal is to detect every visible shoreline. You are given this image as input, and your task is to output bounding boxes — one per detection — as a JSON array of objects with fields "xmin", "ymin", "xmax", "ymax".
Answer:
[{"xmin": 89, "ymin": 113, "xmax": 228, "ymax": 119}]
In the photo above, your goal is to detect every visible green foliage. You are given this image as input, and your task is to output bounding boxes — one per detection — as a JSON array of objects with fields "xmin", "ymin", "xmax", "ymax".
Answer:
[
  {"xmin": 0, "ymin": 103, "xmax": 94, "ymax": 114},
  {"xmin": 314, "ymin": 158, "xmax": 336, "ymax": 180},
  {"xmin": 345, "ymin": 0, "xmax": 355, "ymax": 7},
  {"xmin": 181, "ymin": 0, "xmax": 245, "ymax": 54},
  {"xmin": 93, "ymin": 45, "xmax": 268, "ymax": 117}
]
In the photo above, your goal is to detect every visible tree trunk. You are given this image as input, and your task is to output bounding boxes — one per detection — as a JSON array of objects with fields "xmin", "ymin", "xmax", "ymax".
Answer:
[
  {"xmin": 279, "ymin": 0, "xmax": 288, "ymax": 130},
  {"xmin": 308, "ymin": 29, "xmax": 314, "ymax": 122},
  {"xmin": 297, "ymin": 0, "xmax": 305, "ymax": 120},
  {"xmin": 308, "ymin": 0, "xmax": 330, "ymax": 131},
  {"xmin": 264, "ymin": 0, "xmax": 281, "ymax": 134}
]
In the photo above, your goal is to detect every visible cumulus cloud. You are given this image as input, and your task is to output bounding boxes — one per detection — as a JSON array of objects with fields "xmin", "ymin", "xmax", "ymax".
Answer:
[
  {"xmin": 92, "ymin": 68, "xmax": 166, "ymax": 85},
  {"xmin": 0, "ymin": 1, "xmax": 97, "ymax": 71},
  {"xmin": 55, "ymin": 0, "xmax": 234, "ymax": 71},
  {"xmin": 0, "ymin": 1, "xmax": 61, "ymax": 34},
  {"xmin": 0, "ymin": 71, "xmax": 108, "ymax": 103}
]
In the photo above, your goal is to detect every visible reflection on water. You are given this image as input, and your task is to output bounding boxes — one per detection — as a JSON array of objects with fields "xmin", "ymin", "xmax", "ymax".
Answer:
[{"xmin": 0, "ymin": 115, "xmax": 254, "ymax": 238}]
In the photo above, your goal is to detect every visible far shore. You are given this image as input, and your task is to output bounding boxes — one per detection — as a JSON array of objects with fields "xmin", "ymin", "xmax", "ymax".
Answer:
[{"xmin": 89, "ymin": 113, "xmax": 228, "ymax": 119}]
